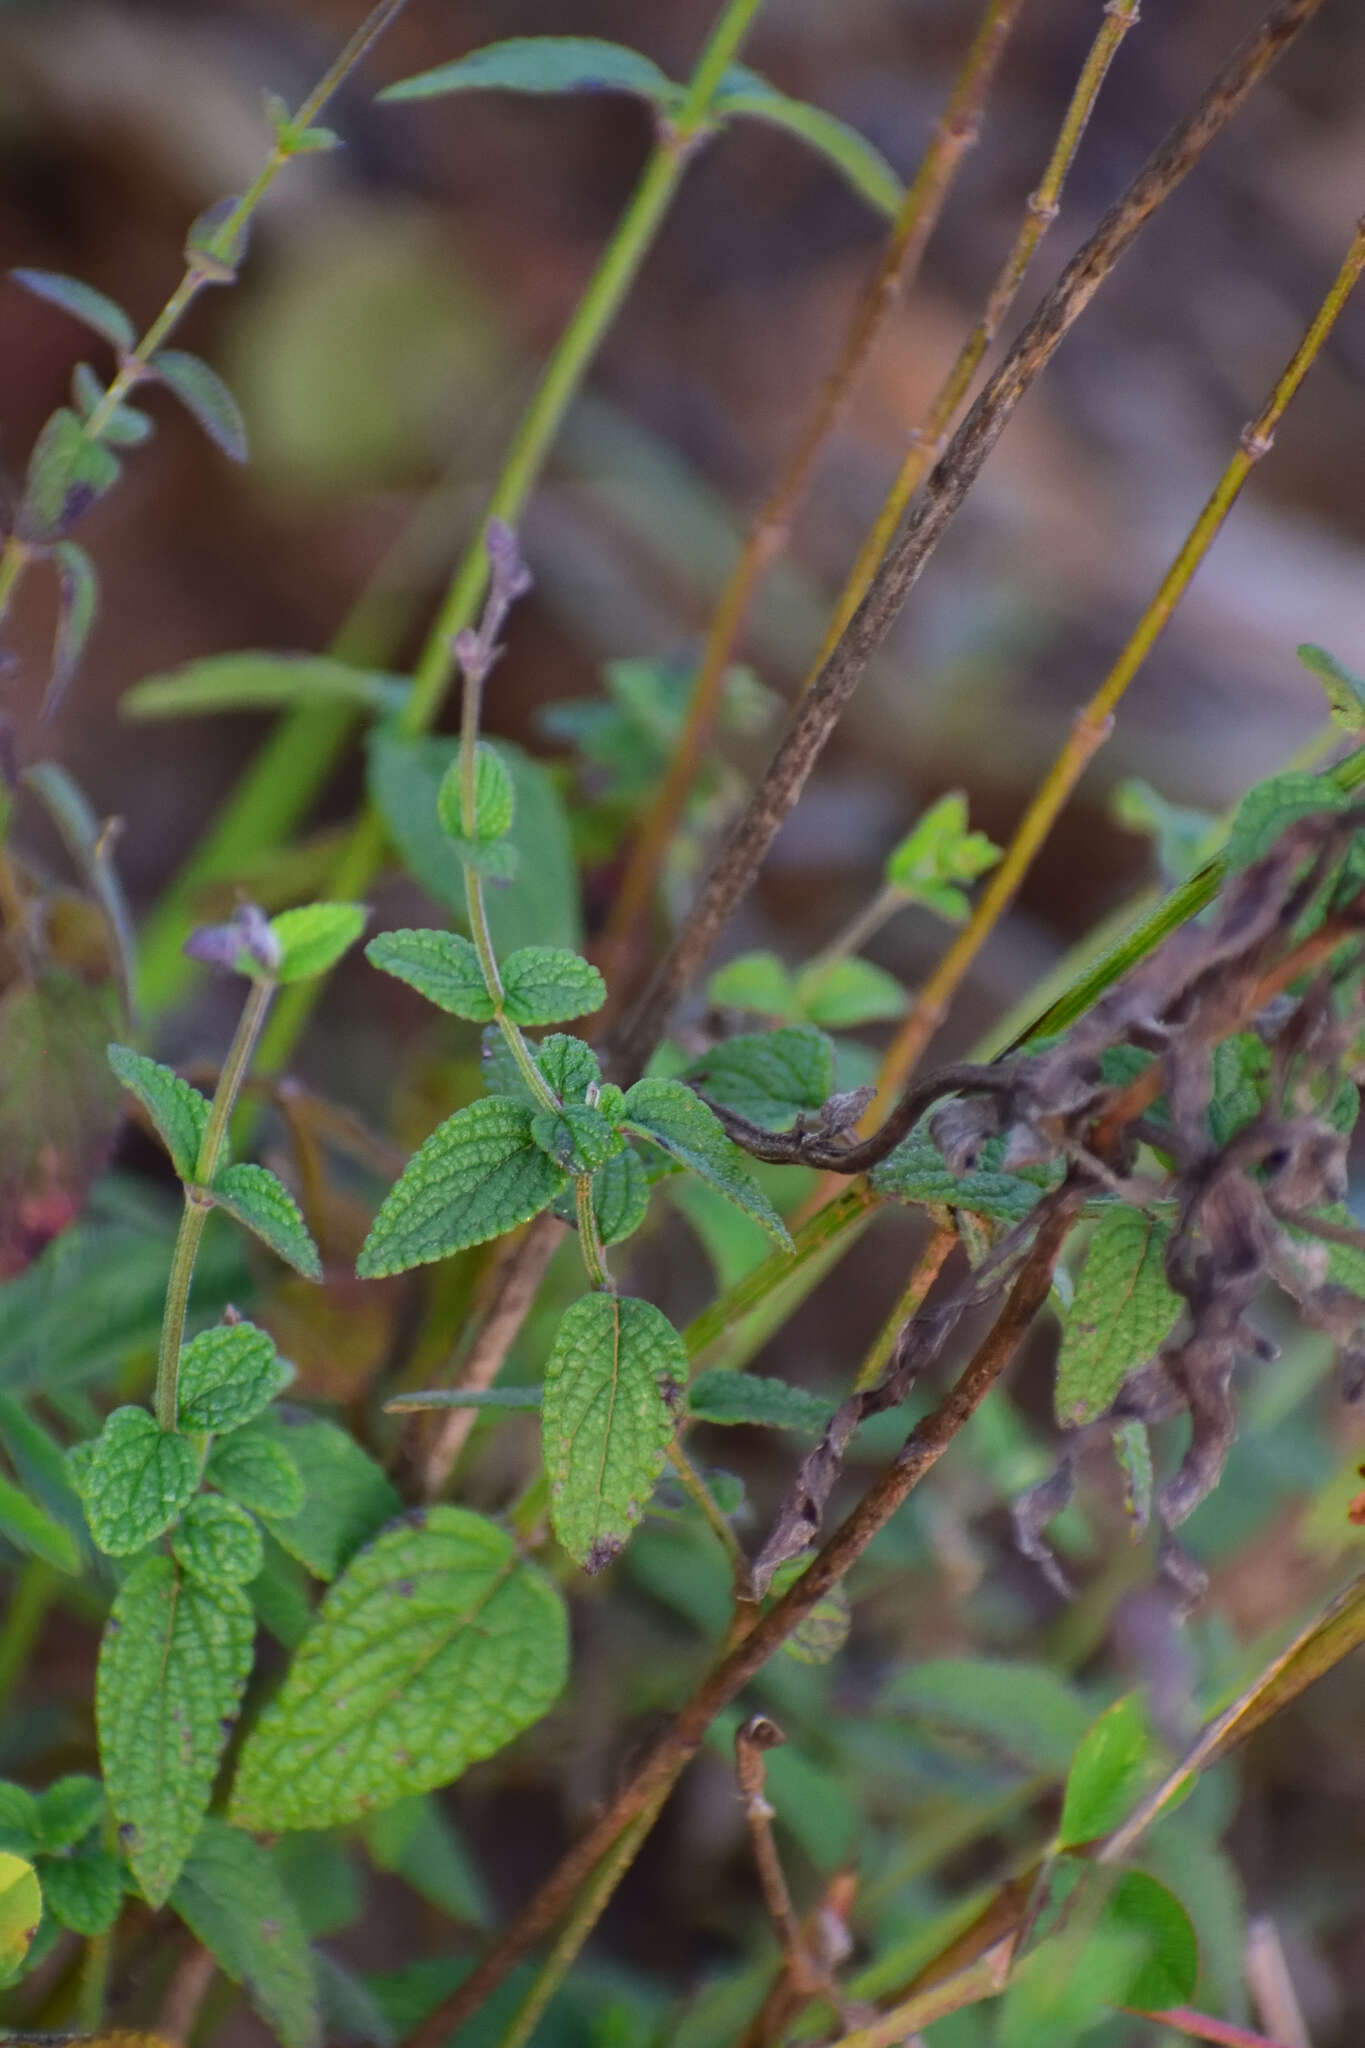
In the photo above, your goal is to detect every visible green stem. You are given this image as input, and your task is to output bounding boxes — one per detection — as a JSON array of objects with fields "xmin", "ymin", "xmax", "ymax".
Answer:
[
  {"xmin": 250, "ymin": 0, "xmax": 767, "ymax": 1079},
  {"xmin": 77, "ymin": 1930, "xmax": 113, "ymax": 2032},
  {"xmin": 575, "ymin": 1175, "xmax": 610, "ymax": 1291},
  {"xmin": 154, "ymin": 975, "xmax": 276, "ymax": 1430},
  {"xmin": 0, "ymin": 535, "xmax": 28, "ymax": 628},
  {"xmin": 682, "ymin": 1184, "xmax": 874, "ymax": 1368},
  {"xmin": 492, "ymin": 1790, "xmax": 669, "ymax": 2048},
  {"xmin": 665, "ymin": 1440, "xmax": 743, "ymax": 1574}
]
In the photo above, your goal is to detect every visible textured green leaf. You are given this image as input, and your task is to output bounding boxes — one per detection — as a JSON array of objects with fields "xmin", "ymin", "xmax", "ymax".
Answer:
[
  {"xmin": 151, "ymin": 347, "xmax": 247, "ymax": 461},
  {"xmin": 173, "ymin": 1819, "xmax": 320, "ymax": 2048},
  {"xmin": 499, "ymin": 946, "xmax": 606, "ymax": 1026},
  {"xmin": 870, "ymin": 1119, "xmax": 1050, "ymax": 1220},
  {"xmin": 207, "ymin": 1426, "xmax": 305, "ymax": 1520},
  {"xmin": 553, "ymin": 1144, "xmax": 650, "ymax": 1247},
  {"xmin": 266, "ymin": 901, "xmax": 368, "ymax": 984},
  {"xmin": 107, "ymin": 1044, "xmax": 209, "ymax": 1180},
  {"xmin": 81, "ymin": 1407, "xmax": 199, "ymax": 1555},
  {"xmin": 365, "ymin": 928, "xmax": 494, "ymax": 1021},
  {"xmin": 794, "ymin": 955, "xmax": 906, "ymax": 1028},
  {"xmin": 0, "ymin": 1785, "xmax": 38, "ymax": 1856},
  {"xmin": 1208, "ymin": 1032, "xmax": 1271, "ymax": 1146},
  {"xmin": 1058, "ymin": 1692, "xmax": 1153, "ymax": 1848},
  {"xmin": 97, "ymin": 1556, "xmax": 255, "ymax": 1904},
  {"xmin": 543, "ymin": 1294, "xmax": 684, "ymax": 1572},
  {"xmin": 436, "ymin": 743, "xmax": 515, "ymax": 845},
  {"xmin": 713, "ymin": 66, "xmax": 903, "ymax": 218},
  {"xmin": 530, "ymin": 1100, "xmax": 620, "ymax": 1174},
  {"xmin": 1107, "ymin": 1868, "xmax": 1198, "ymax": 2011},
  {"xmin": 258, "ymin": 1415, "xmax": 400, "ymax": 1581},
  {"xmin": 173, "ymin": 1492, "xmax": 265, "ymax": 1585},
  {"xmin": 37, "ymin": 1849, "xmax": 124, "ymax": 1936},
  {"xmin": 687, "ymin": 1369, "xmax": 834, "ymax": 1434},
  {"xmin": 885, "ymin": 1657, "xmax": 1093, "ymax": 1776},
  {"xmin": 11, "ymin": 267, "xmax": 134, "ymax": 351},
  {"xmin": 683, "ymin": 1025, "xmax": 835, "ymax": 1131},
  {"xmin": 124, "ymin": 652, "xmax": 407, "ymax": 720},
  {"xmin": 620, "ymin": 1077, "xmax": 791, "ymax": 1248},
  {"xmin": 33, "ymin": 1775, "xmax": 103, "ymax": 1852},
  {"xmin": 357, "ymin": 1095, "xmax": 567, "ymax": 1278},
  {"xmin": 1299, "ymin": 642, "xmax": 1365, "ymax": 731},
  {"xmin": 19, "ymin": 407, "xmax": 120, "ymax": 542},
  {"xmin": 48, "ymin": 540, "xmax": 98, "ymax": 710},
  {"xmin": 0, "ymin": 1474, "xmax": 82, "ymax": 1573},
  {"xmin": 178, "ymin": 1320, "xmax": 293, "ymax": 1433},
  {"xmin": 1225, "ymin": 769, "xmax": 1347, "ymax": 871},
  {"xmin": 369, "ymin": 733, "xmax": 581, "ymax": 953},
  {"xmin": 211, "ymin": 1163, "xmax": 322, "ymax": 1279},
  {"xmin": 381, "ymin": 36, "xmax": 678, "ymax": 106},
  {"xmin": 1055, "ymin": 1208, "xmax": 1181, "ymax": 1427},
  {"xmin": 0, "ymin": 1850, "xmax": 41, "ymax": 1984},
  {"xmin": 229, "ymin": 1505, "xmax": 568, "ymax": 1830},
  {"xmin": 707, "ymin": 951, "xmax": 797, "ymax": 1017}
]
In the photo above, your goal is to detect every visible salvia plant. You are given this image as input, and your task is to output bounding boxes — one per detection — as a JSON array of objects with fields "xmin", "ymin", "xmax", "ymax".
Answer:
[{"xmin": 2, "ymin": 0, "xmax": 1365, "ymax": 2044}]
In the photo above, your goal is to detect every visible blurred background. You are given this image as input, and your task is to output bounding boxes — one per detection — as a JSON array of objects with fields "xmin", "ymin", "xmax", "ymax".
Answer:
[{"xmin": 4, "ymin": 0, "xmax": 1365, "ymax": 2041}]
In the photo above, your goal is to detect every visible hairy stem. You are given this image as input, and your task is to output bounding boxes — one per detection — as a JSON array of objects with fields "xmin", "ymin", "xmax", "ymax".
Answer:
[
  {"xmin": 873, "ymin": 211, "xmax": 1365, "ymax": 1105},
  {"xmin": 404, "ymin": 1195, "xmax": 1075, "ymax": 2047},
  {"xmin": 594, "ymin": 0, "xmax": 1025, "ymax": 1007},
  {"xmin": 609, "ymin": 0, "xmax": 1329, "ymax": 1079},
  {"xmin": 253, "ymin": 0, "xmax": 768, "ymax": 1078},
  {"xmin": 154, "ymin": 973, "xmax": 275, "ymax": 1431}
]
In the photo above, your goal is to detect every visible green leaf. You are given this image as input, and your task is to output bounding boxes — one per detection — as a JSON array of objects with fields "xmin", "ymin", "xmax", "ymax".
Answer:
[
  {"xmin": 0, "ymin": 1473, "xmax": 82, "ymax": 1573},
  {"xmin": 48, "ymin": 540, "xmax": 98, "ymax": 711},
  {"xmin": 1208, "ymin": 1031, "xmax": 1271, "ymax": 1146},
  {"xmin": 436, "ymin": 743, "xmax": 515, "ymax": 844},
  {"xmin": 365, "ymin": 928, "xmax": 494, "ymax": 1021},
  {"xmin": 257, "ymin": 1415, "xmax": 400, "ymax": 1581},
  {"xmin": 19, "ymin": 407, "xmax": 120, "ymax": 542},
  {"xmin": 1113, "ymin": 1419, "xmax": 1153, "ymax": 1538},
  {"xmin": 1225, "ymin": 769, "xmax": 1347, "ymax": 871},
  {"xmin": 1107, "ymin": 1868, "xmax": 1198, "ymax": 2011},
  {"xmin": 107, "ymin": 1044, "xmax": 209, "ymax": 1181},
  {"xmin": 97, "ymin": 1555, "xmax": 255, "ymax": 1905},
  {"xmin": 381, "ymin": 36, "xmax": 678, "ymax": 107},
  {"xmin": 688, "ymin": 1369, "xmax": 834, "ymax": 1434},
  {"xmin": 178, "ymin": 1320, "xmax": 293, "ymax": 1433},
  {"xmin": 37, "ymin": 1849, "xmax": 124, "ymax": 1937},
  {"xmin": 1058, "ymin": 1692, "xmax": 1154, "ymax": 1848},
  {"xmin": 207, "ymin": 1425, "xmax": 305, "ymax": 1520},
  {"xmin": 267, "ymin": 900, "xmax": 368, "ymax": 983},
  {"xmin": 184, "ymin": 193, "xmax": 250, "ymax": 281},
  {"xmin": 870, "ymin": 1118, "xmax": 1050, "ymax": 1221},
  {"xmin": 0, "ymin": 1786, "xmax": 38, "ymax": 1857},
  {"xmin": 530, "ymin": 1100, "xmax": 620, "ymax": 1174},
  {"xmin": 707, "ymin": 951, "xmax": 797, "ymax": 1018},
  {"xmin": 0, "ymin": 1850, "xmax": 41, "ymax": 1986},
  {"xmin": 712, "ymin": 65, "xmax": 903, "ymax": 218},
  {"xmin": 794, "ymin": 955, "xmax": 906, "ymax": 1028},
  {"xmin": 11, "ymin": 267, "xmax": 134, "ymax": 352},
  {"xmin": 1299, "ymin": 642, "xmax": 1365, "ymax": 731},
  {"xmin": 173, "ymin": 1819, "xmax": 320, "ymax": 2048},
  {"xmin": 885, "ymin": 1657, "xmax": 1093, "ymax": 1776},
  {"xmin": 99, "ymin": 401, "xmax": 154, "ymax": 447},
  {"xmin": 499, "ymin": 946, "xmax": 606, "ymax": 1026},
  {"xmin": 362, "ymin": 1795, "xmax": 490, "ymax": 1925},
  {"xmin": 766, "ymin": 1558, "xmax": 850, "ymax": 1665},
  {"xmin": 542, "ymin": 1294, "xmax": 685, "ymax": 1572},
  {"xmin": 173, "ymin": 1492, "xmax": 265, "ymax": 1585},
  {"xmin": 620, "ymin": 1078, "xmax": 791, "ymax": 1248},
  {"xmin": 34, "ymin": 1775, "xmax": 103, "ymax": 1852},
  {"xmin": 151, "ymin": 347, "xmax": 248, "ymax": 461},
  {"xmin": 556, "ymin": 1145, "xmax": 651, "ymax": 1248},
  {"xmin": 211, "ymin": 1162, "xmax": 322, "ymax": 1280},
  {"xmin": 1054, "ymin": 1208, "xmax": 1182, "ymax": 1427},
  {"xmin": 229, "ymin": 1504, "xmax": 568, "ymax": 1830},
  {"xmin": 123, "ymin": 651, "xmax": 408, "ymax": 720},
  {"xmin": 885, "ymin": 790, "xmax": 1002, "ymax": 919},
  {"xmin": 369, "ymin": 732, "xmax": 582, "ymax": 953},
  {"xmin": 683, "ymin": 1025, "xmax": 835, "ymax": 1131},
  {"xmin": 81, "ymin": 1406, "xmax": 199, "ymax": 1555},
  {"xmin": 1112, "ymin": 778, "xmax": 1221, "ymax": 888},
  {"xmin": 535, "ymin": 1033, "xmax": 601, "ymax": 1102},
  {"xmin": 357, "ymin": 1095, "xmax": 567, "ymax": 1278}
]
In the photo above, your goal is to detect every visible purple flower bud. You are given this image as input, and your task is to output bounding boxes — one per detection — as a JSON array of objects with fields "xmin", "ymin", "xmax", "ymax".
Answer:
[
  {"xmin": 452, "ymin": 627, "xmax": 482, "ymax": 675},
  {"xmin": 238, "ymin": 902, "xmax": 282, "ymax": 972}
]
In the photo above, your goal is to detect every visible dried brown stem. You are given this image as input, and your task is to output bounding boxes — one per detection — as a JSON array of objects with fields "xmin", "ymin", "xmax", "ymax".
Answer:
[
  {"xmin": 609, "ymin": 0, "xmax": 1328, "ymax": 1081},
  {"xmin": 403, "ymin": 1196, "xmax": 1075, "ymax": 2047},
  {"xmin": 734, "ymin": 1717, "xmax": 828, "ymax": 1997},
  {"xmin": 594, "ymin": 0, "xmax": 1024, "ymax": 1012}
]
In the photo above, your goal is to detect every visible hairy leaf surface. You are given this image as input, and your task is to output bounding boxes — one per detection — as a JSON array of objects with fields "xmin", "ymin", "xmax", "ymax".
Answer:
[
  {"xmin": 107, "ymin": 1046, "xmax": 209, "ymax": 1181},
  {"xmin": 211, "ymin": 1163, "xmax": 322, "ymax": 1279},
  {"xmin": 621, "ymin": 1078, "xmax": 790, "ymax": 1247},
  {"xmin": 173, "ymin": 1819, "xmax": 320, "ymax": 2048},
  {"xmin": 1055, "ymin": 1209, "xmax": 1181, "ymax": 1426},
  {"xmin": 357, "ymin": 1096, "xmax": 567, "ymax": 1277}
]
